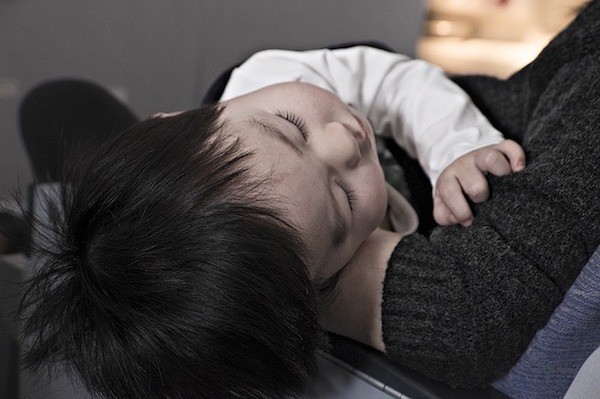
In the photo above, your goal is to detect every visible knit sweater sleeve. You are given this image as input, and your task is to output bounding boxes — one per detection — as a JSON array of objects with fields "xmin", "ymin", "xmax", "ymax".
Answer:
[{"xmin": 381, "ymin": 43, "xmax": 600, "ymax": 388}]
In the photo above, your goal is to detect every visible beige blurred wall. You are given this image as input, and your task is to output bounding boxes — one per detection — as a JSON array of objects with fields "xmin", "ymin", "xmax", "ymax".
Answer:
[{"xmin": 418, "ymin": 0, "xmax": 588, "ymax": 77}]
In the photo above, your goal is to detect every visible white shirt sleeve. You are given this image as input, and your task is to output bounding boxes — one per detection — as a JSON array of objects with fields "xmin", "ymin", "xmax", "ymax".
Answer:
[{"xmin": 219, "ymin": 46, "xmax": 504, "ymax": 188}]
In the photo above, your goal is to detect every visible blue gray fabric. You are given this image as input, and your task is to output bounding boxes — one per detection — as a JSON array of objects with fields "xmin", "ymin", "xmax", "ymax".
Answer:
[{"xmin": 493, "ymin": 246, "xmax": 600, "ymax": 398}]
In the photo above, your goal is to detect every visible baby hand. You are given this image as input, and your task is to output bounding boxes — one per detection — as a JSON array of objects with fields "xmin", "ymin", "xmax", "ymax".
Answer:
[{"xmin": 434, "ymin": 139, "xmax": 525, "ymax": 227}]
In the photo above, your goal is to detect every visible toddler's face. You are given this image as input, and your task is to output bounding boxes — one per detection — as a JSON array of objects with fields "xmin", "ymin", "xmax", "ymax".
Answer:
[{"xmin": 221, "ymin": 82, "xmax": 388, "ymax": 280}]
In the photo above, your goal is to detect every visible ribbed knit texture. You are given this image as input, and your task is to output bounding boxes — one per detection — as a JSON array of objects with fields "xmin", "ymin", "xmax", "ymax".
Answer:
[{"xmin": 381, "ymin": 0, "xmax": 600, "ymax": 389}]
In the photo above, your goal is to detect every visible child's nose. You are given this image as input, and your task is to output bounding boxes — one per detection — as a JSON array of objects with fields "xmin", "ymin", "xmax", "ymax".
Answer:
[{"xmin": 316, "ymin": 121, "xmax": 361, "ymax": 170}]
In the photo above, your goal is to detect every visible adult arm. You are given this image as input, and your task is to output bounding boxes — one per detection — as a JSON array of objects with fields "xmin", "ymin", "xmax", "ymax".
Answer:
[
  {"xmin": 220, "ymin": 46, "xmax": 503, "ymax": 188},
  {"xmin": 381, "ymin": 44, "xmax": 600, "ymax": 388}
]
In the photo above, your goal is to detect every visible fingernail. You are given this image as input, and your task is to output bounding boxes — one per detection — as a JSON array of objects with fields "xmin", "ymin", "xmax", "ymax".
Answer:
[{"xmin": 514, "ymin": 161, "xmax": 525, "ymax": 171}]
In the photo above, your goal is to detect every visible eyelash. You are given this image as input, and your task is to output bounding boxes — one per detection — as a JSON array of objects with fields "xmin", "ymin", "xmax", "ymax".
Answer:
[
  {"xmin": 336, "ymin": 180, "xmax": 357, "ymax": 213},
  {"xmin": 275, "ymin": 111, "xmax": 309, "ymax": 141}
]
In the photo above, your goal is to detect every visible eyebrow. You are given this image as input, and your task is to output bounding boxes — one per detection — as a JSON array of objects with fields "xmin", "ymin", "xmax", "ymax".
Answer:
[{"xmin": 249, "ymin": 117, "xmax": 303, "ymax": 156}]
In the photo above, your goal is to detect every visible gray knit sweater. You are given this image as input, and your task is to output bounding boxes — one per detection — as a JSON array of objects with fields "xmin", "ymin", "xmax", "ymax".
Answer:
[{"xmin": 381, "ymin": 0, "xmax": 600, "ymax": 389}]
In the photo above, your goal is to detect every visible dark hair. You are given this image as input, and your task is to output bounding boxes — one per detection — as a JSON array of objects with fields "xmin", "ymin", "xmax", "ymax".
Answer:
[{"xmin": 20, "ymin": 104, "xmax": 324, "ymax": 398}]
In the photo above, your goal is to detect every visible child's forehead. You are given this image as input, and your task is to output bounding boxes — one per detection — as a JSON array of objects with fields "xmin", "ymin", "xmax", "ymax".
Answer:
[
  {"xmin": 218, "ymin": 108, "xmax": 284, "ymax": 148},
  {"xmin": 209, "ymin": 114, "xmax": 288, "ymax": 183}
]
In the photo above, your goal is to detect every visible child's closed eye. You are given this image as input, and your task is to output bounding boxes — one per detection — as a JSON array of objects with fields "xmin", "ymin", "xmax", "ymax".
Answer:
[
  {"xmin": 275, "ymin": 111, "xmax": 309, "ymax": 141},
  {"xmin": 335, "ymin": 179, "xmax": 357, "ymax": 213}
]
